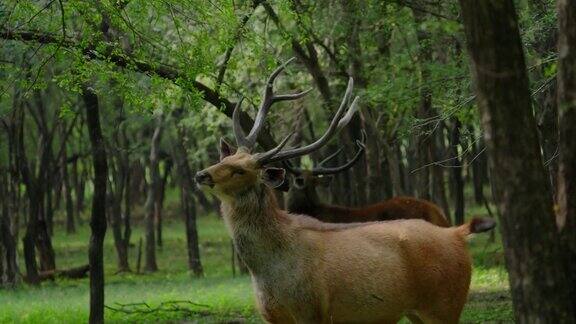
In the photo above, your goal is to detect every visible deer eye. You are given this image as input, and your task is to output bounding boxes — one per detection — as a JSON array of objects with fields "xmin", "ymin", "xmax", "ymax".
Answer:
[{"xmin": 231, "ymin": 169, "xmax": 246, "ymax": 177}]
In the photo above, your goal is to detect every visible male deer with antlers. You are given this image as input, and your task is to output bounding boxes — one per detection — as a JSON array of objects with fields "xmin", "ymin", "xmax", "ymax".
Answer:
[
  {"xmin": 195, "ymin": 58, "xmax": 495, "ymax": 323},
  {"xmin": 284, "ymin": 138, "xmax": 451, "ymax": 227}
]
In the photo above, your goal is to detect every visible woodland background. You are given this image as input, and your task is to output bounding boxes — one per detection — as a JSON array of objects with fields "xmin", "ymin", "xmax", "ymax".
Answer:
[{"xmin": 1, "ymin": 0, "xmax": 575, "ymax": 323}]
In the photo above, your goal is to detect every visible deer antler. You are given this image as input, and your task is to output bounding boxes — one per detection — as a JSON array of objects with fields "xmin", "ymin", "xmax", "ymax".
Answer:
[
  {"xmin": 232, "ymin": 58, "xmax": 360, "ymax": 165},
  {"xmin": 258, "ymin": 77, "xmax": 359, "ymax": 165},
  {"xmin": 233, "ymin": 57, "xmax": 312, "ymax": 150},
  {"xmin": 283, "ymin": 130, "xmax": 366, "ymax": 176}
]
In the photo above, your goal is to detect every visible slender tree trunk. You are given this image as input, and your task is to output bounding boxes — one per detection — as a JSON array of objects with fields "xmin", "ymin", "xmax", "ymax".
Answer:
[
  {"xmin": 557, "ymin": 0, "xmax": 576, "ymax": 311},
  {"xmin": 182, "ymin": 187, "xmax": 203, "ymax": 276},
  {"xmin": 144, "ymin": 119, "xmax": 162, "ymax": 272},
  {"xmin": 156, "ymin": 159, "xmax": 172, "ymax": 248},
  {"xmin": 122, "ymin": 160, "xmax": 132, "ymax": 269},
  {"xmin": 15, "ymin": 107, "xmax": 41, "ymax": 284},
  {"xmin": 431, "ymin": 123, "xmax": 451, "ymax": 221},
  {"xmin": 529, "ymin": 0, "xmax": 559, "ymax": 199},
  {"xmin": 172, "ymin": 132, "xmax": 203, "ymax": 276},
  {"xmin": 384, "ymin": 140, "xmax": 405, "ymax": 196},
  {"xmin": 83, "ymin": 87, "xmax": 108, "ymax": 324},
  {"xmin": 469, "ymin": 126, "xmax": 485, "ymax": 205},
  {"xmin": 412, "ymin": 9, "xmax": 435, "ymax": 201},
  {"xmin": 449, "ymin": 119, "xmax": 464, "ymax": 225},
  {"xmin": 459, "ymin": 0, "xmax": 576, "ymax": 320},
  {"xmin": 63, "ymin": 150, "xmax": 75, "ymax": 234},
  {"xmin": 0, "ymin": 171, "xmax": 19, "ymax": 287},
  {"xmin": 405, "ymin": 138, "xmax": 417, "ymax": 197}
]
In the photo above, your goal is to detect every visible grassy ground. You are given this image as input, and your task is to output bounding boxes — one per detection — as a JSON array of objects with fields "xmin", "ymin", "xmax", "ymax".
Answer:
[{"xmin": 0, "ymin": 204, "xmax": 513, "ymax": 323}]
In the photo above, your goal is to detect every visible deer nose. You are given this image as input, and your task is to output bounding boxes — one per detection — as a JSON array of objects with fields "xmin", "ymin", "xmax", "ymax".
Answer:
[{"xmin": 195, "ymin": 171, "xmax": 214, "ymax": 187}]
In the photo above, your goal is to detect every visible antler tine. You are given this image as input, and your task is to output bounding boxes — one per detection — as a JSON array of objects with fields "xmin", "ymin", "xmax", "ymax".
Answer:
[
  {"xmin": 232, "ymin": 97, "xmax": 250, "ymax": 148},
  {"xmin": 337, "ymin": 96, "xmax": 360, "ymax": 130},
  {"xmin": 311, "ymin": 130, "xmax": 366, "ymax": 176},
  {"xmin": 245, "ymin": 57, "xmax": 311, "ymax": 148},
  {"xmin": 274, "ymin": 88, "xmax": 314, "ymax": 102},
  {"xmin": 317, "ymin": 148, "xmax": 344, "ymax": 168},
  {"xmin": 281, "ymin": 160, "xmax": 304, "ymax": 175},
  {"xmin": 255, "ymin": 132, "xmax": 296, "ymax": 164},
  {"xmin": 263, "ymin": 77, "xmax": 356, "ymax": 164}
]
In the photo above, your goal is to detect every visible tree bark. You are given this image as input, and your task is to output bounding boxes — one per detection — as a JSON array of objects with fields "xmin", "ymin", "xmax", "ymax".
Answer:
[
  {"xmin": 384, "ymin": 141, "xmax": 405, "ymax": 197},
  {"xmin": 109, "ymin": 106, "xmax": 131, "ymax": 272},
  {"xmin": 469, "ymin": 126, "xmax": 485, "ymax": 205},
  {"xmin": 172, "ymin": 130, "xmax": 203, "ymax": 276},
  {"xmin": 431, "ymin": 123, "xmax": 451, "ymax": 221},
  {"xmin": 0, "ymin": 170, "xmax": 19, "ymax": 287},
  {"xmin": 529, "ymin": 0, "xmax": 559, "ymax": 199},
  {"xmin": 156, "ymin": 159, "xmax": 172, "ymax": 248},
  {"xmin": 63, "ymin": 148, "xmax": 75, "ymax": 234},
  {"xmin": 556, "ymin": 0, "xmax": 576, "ymax": 312},
  {"xmin": 449, "ymin": 119, "xmax": 464, "ymax": 225},
  {"xmin": 459, "ymin": 0, "xmax": 576, "ymax": 321},
  {"xmin": 412, "ymin": 9, "xmax": 434, "ymax": 201},
  {"xmin": 144, "ymin": 119, "xmax": 162, "ymax": 272},
  {"xmin": 83, "ymin": 86, "xmax": 108, "ymax": 324}
]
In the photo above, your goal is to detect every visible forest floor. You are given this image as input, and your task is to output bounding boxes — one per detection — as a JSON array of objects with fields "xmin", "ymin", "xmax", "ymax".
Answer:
[{"xmin": 0, "ymin": 205, "xmax": 513, "ymax": 323}]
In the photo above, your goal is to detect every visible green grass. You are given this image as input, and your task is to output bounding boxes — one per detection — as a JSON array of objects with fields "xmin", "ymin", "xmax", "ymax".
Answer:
[{"xmin": 0, "ymin": 203, "xmax": 513, "ymax": 323}]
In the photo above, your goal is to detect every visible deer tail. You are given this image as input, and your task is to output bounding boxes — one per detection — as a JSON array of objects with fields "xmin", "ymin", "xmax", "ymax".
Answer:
[{"xmin": 457, "ymin": 217, "xmax": 496, "ymax": 236}]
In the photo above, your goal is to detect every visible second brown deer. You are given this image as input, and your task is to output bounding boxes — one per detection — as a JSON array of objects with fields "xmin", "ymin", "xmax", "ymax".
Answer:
[
  {"xmin": 284, "ymin": 139, "xmax": 451, "ymax": 227},
  {"xmin": 195, "ymin": 58, "xmax": 495, "ymax": 323}
]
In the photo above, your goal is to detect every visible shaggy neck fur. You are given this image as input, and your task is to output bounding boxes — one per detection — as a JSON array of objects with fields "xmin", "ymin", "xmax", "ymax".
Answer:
[
  {"xmin": 287, "ymin": 184, "xmax": 322, "ymax": 215},
  {"xmin": 221, "ymin": 184, "xmax": 291, "ymax": 275}
]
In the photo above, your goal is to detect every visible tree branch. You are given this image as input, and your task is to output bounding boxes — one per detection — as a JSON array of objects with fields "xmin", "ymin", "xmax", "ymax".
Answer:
[{"xmin": 0, "ymin": 29, "xmax": 280, "ymax": 149}]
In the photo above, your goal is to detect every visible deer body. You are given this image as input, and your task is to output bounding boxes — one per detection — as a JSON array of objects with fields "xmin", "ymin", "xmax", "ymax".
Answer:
[
  {"xmin": 219, "ymin": 180, "xmax": 475, "ymax": 323},
  {"xmin": 287, "ymin": 171, "xmax": 451, "ymax": 227}
]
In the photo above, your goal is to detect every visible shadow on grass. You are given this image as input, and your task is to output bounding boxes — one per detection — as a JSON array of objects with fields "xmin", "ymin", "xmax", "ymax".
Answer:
[{"xmin": 462, "ymin": 289, "xmax": 514, "ymax": 323}]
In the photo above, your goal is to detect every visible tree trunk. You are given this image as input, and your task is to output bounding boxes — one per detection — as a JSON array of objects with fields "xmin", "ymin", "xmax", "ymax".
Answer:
[
  {"xmin": 156, "ymin": 159, "xmax": 172, "ymax": 248},
  {"xmin": 15, "ymin": 107, "xmax": 41, "ymax": 284},
  {"xmin": 45, "ymin": 180, "xmax": 54, "ymax": 236},
  {"xmin": 341, "ymin": 0, "xmax": 368, "ymax": 207},
  {"xmin": 431, "ymin": 123, "xmax": 451, "ymax": 221},
  {"xmin": 412, "ymin": 9, "xmax": 435, "ymax": 201},
  {"xmin": 556, "ymin": 0, "xmax": 576, "ymax": 312},
  {"xmin": 63, "ymin": 150, "xmax": 76, "ymax": 234},
  {"xmin": 73, "ymin": 161, "xmax": 86, "ymax": 222},
  {"xmin": 529, "ymin": 0, "xmax": 559, "ymax": 200},
  {"xmin": 83, "ymin": 86, "xmax": 108, "ymax": 324},
  {"xmin": 469, "ymin": 126, "xmax": 485, "ymax": 205},
  {"xmin": 144, "ymin": 119, "xmax": 162, "ymax": 273},
  {"xmin": 449, "ymin": 119, "xmax": 464, "ymax": 225},
  {"xmin": 109, "ymin": 116, "xmax": 131, "ymax": 272},
  {"xmin": 172, "ymin": 131, "xmax": 203, "ymax": 276},
  {"xmin": 0, "ymin": 171, "xmax": 19, "ymax": 287},
  {"xmin": 384, "ymin": 140, "xmax": 405, "ymax": 196},
  {"xmin": 459, "ymin": 0, "xmax": 576, "ymax": 321}
]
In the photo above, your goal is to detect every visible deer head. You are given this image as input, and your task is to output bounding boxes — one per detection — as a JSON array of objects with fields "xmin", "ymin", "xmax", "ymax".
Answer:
[
  {"xmin": 282, "ymin": 132, "xmax": 365, "ymax": 214},
  {"xmin": 195, "ymin": 58, "xmax": 360, "ymax": 202}
]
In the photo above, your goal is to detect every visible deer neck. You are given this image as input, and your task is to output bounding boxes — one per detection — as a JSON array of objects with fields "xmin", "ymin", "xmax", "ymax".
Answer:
[
  {"xmin": 287, "ymin": 185, "xmax": 322, "ymax": 215},
  {"xmin": 221, "ymin": 185, "xmax": 292, "ymax": 274}
]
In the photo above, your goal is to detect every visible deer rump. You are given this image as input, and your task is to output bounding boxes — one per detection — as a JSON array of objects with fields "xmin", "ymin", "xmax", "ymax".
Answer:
[{"xmin": 253, "ymin": 213, "xmax": 492, "ymax": 324}]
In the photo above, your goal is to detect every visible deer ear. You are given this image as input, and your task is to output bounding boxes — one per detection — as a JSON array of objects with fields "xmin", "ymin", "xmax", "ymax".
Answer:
[
  {"xmin": 262, "ymin": 167, "xmax": 286, "ymax": 189},
  {"xmin": 317, "ymin": 175, "xmax": 334, "ymax": 187},
  {"xmin": 219, "ymin": 138, "xmax": 236, "ymax": 161},
  {"xmin": 275, "ymin": 176, "xmax": 291, "ymax": 192}
]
